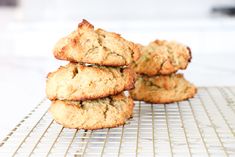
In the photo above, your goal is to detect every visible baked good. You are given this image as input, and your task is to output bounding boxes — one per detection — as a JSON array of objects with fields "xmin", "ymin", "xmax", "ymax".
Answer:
[
  {"xmin": 130, "ymin": 73, "xmax": 197, "ymax": 103},
  {"xmin": 53, "ymin": 19, "xmax": 140, "ymax": 66},
  {"xmin": 46, "ymin": 63, "xmax": 136, "ymax": 101},
  {"xmin": 49, "ymin": 93, "xmax": 134, "ymax": 130},
  {"xmin": 131, "ymin": 40, "xmax": 191, "ymax": 76}
]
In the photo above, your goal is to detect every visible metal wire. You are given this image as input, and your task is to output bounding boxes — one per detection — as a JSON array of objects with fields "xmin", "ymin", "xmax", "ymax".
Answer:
[
  {"xmin": 64, "ymin": 129, "xmax": 78, "ymax": 157},
  {"xmin": 188, "ymin": 98, "xmax": 211, "ymax": 157},
  {"xmin": 45, "ymin": 126, "xmax": 64, "ymax": 157},
  {"xmin": 117, "ymin": 125, "xmax": 124, "ymax": 157},
  {"xmin": 151, "ymin": 104, "xmax": 156, "ymax": 157},
  {"xmin": 164, "ymin": 105, "xmax": 173, "ymax": 157},
  {"xmin": 135, "ymin": 102, "xmax": 141, "ymax": 156},
  {"xmin": 177, "ymin": 103, "xmax": 191, "ymax": 156},
  {"xmin": 197, "ymin": 89, "xmax": 229, "ymax": 157},
  {"xmin": 0, "ymin": 87, "xmax": 235, "ymax": 157}
]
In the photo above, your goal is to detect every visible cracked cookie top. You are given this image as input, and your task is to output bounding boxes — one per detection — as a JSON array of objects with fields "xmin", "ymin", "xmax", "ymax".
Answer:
[
  {"xmin": 129, "ymin": 73, "xmax": 197, "ymax": 103},
  {"xmin": 131, "ymin": 40, "xmax": 191, "ymax": 76},
  {"xmin": 46, "ymin": 63, "xmax": 136, "ymax": 101},
  {"xmin": 53, "ymin": 19, "xmax": 140, "ymax": 66},
  {"xmin": 49, "ymin": 92, "xmax": 134, "ymax": 129}
]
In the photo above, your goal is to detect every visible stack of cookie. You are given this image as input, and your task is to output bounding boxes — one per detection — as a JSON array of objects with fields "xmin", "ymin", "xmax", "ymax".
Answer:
[
  {"xmin": 130, "ymin": 40, "xmax": 197, "ymax": 103},
  {"xmin": 46, "ymin": 20, "xmax": 139, "ymax": 129}
]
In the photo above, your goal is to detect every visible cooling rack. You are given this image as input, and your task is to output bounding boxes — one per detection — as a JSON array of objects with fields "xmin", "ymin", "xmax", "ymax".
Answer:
[{"xmin": 0, "ymin": 87, "xmax": 235, "ymax": 157}]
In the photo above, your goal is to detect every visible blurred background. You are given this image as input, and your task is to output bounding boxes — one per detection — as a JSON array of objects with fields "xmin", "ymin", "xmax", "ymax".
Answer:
[{"xmin": 0, "ymin": 0, "xmax": 235, "ymax": 140}]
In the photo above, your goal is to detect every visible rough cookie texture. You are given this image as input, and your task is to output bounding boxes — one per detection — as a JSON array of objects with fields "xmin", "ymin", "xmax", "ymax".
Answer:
[
  {"xmin": 130, "ymin": 73, "xmax": 197, "ymax": 103},
  {"xmin": 53, "ymin": 19, "xmax": 140, "ymax": 66},
  {"xmin": 49, "ymin": 93, "xmax": 134, "ymax": 130},
  {"xmin": 46, "ymin": 63, "xmax": 136, "ymax": 101},
  {"xmin": 131, "ymin": 40, "xmax": 191, "ymax": 76}
]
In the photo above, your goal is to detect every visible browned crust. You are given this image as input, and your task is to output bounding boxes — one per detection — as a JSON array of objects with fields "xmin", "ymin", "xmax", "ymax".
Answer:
[
  {"xmin": 131, "ymin": 40, "xmax": 192, "ymax": 76},
  {"xmin": 134, "ymin": 89, "xmax": 197, "ymax": 104},
  {"xmin": 53, "ymin": 19, "xmax": 140, "ymax": 66},
  {"xmin": 78, "ymin": 19, "xmax": 94, "ymax": 29},
  {"xmin": 49, "ymin": 83, "xmax": 135, "ymax": 101},
  {"xmin": 186, "ymin": 46, "xmax": 192, "ymax": 63},
  {"xmin": 129, "ymin": 73, "xmax": 197, "ymax": 104},
  {"xmin": 46, "ymin": 63, "xmax": 136, "ymax": 101},
  {"xmin": 54, "ymin": 120, "xmax": 125, "ymax": 130},
  {"xmin": 49, "ymin": 93, "xmax": 134, "ymax": 130}
]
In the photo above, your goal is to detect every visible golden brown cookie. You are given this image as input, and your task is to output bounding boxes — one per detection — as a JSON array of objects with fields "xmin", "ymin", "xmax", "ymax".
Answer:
[
  {"xmin": 53, "ymin": 19, "xmax": 140, "ymax": 66},
  {"xmin": 46, "ymin": 63, "xmax": 136, "ymax": 101},
  {"xmin": 49, "ymin": 93, "xmax": 134, "ymax": 130},
  {"xmin": 130, "ymin": 73, "xmax": 197, "ymax": 104},
  {"xmin": 131, "ymin": 40, "xmax": 191, "ymax": 76}
]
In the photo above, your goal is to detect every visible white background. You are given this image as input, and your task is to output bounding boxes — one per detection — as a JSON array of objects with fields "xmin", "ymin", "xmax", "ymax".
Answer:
[{"xmin": 0, "ymin": 0, "xmax": 235, "ymax": 141}]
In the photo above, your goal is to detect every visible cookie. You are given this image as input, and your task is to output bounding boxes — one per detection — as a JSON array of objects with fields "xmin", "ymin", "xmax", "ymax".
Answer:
[
  {"xmin": 130, "ymin": 73, "xmax": 197, "ymax": 104},
  {"xmin": 49, "ymin": 93, "xmax": 134, "ymax": 130},
  {"xmin": 53, "ymin": 19, "xmax": 140, "ymax": 66},
  {"xmin": 46, "ymin": 63, "xmax": 136, "ymax": 101},
  {"xmin": 131, "ymin": 40, "xmax": 191, "ymax": 76}
]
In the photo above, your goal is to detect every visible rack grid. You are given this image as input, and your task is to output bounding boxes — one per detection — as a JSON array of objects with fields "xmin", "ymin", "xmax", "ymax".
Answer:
[{"xmin": 0, "ymin": 87, "xmax": 235, "ymax": 157}]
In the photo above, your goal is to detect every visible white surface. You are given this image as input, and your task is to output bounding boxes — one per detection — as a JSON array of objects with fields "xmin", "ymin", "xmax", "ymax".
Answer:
[
  {"xmin": 1, "ymin": 18, "xmax": 235, "ymax": 57},
  {"xmin": 17, "ymin": 0, "xmax": 235, "ymax": 20}
]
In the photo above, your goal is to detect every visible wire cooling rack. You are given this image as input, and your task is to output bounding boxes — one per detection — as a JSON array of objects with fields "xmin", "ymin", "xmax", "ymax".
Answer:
[{"xmin": 0, "ymin": 87, "xmax": 235, "ymax": 157}]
